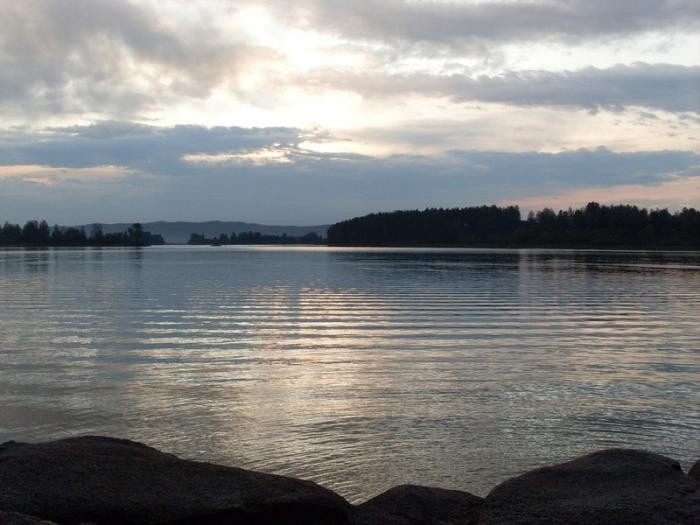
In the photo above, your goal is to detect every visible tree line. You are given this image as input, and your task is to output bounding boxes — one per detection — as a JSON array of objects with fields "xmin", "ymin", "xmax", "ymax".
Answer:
[
  {"xmin": 326, "ymin": 203, "xmax": 700, "ymax": 247},
  {"xmin": 188, "ymin": 231, "xmax": 325, "ymax": 245},
  {"xmin": 0, "ymin": 220, "xmax": 164, "ymax": 246}
]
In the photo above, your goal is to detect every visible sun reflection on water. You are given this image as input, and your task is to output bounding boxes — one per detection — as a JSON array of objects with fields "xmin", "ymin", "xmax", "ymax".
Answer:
[{"xmin": 0, "ymin": 246, "xmax": 698, "ymax": 501}]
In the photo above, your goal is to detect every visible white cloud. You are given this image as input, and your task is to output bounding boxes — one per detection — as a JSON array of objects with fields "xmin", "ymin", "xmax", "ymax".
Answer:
[{"xmin": 183, "ymin": 148, "xmax": 293, "ymax": 165}]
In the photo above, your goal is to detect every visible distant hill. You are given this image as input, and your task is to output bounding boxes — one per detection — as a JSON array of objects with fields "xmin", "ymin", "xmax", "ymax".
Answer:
[{"xmin": 84, "ymin": 221, "xmax": 329, "ymax": 244}]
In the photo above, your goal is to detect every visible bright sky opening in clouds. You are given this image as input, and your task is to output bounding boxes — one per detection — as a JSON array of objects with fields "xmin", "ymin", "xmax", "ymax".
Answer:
[{"xmin": 0, "ymin": 0, "xmax": 699, "ymax": 224}]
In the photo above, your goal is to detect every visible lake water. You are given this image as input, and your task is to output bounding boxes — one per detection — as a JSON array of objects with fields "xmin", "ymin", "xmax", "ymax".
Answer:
[{"xmin": 0, "ymin": 246, "xmax": 699, "ymax": 501}]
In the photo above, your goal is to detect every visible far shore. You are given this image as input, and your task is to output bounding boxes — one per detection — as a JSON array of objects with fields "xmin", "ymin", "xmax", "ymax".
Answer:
[{"xmin": 2, "ymin": 242, "xmax": 699, "ymax": 251}]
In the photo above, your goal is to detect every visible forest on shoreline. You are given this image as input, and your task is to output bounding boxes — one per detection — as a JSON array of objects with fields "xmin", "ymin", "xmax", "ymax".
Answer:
[
  {"xmin": 0, "ymin": 220, "xmax": 164, "ymax": 246},
  {"xmin": 326, "ymin": 202, "xmax": 700, "ymax": 248},
  {"xmin": 3, "ymin": 203, "xmax": 699, "ymax": 248},
  {"xmin": 188, "ymin": 231, "xmax": 324, "ymax": 245}
]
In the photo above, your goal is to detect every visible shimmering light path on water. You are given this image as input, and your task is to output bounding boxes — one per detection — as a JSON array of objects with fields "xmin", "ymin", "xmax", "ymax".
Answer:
[{"xmin": 1, "ymin": 246, "xmax": 698, "ymax": 501}]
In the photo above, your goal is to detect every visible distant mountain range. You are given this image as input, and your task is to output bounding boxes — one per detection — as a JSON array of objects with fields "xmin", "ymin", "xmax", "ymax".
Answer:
[{"xmin": 84, "ymin": 221, "xmax": 329, "ymax": 244}]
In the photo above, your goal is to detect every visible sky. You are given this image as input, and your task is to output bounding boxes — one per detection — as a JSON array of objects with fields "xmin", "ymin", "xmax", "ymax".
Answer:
[{"xmin": 1, "ymin": 0, "xmax": 699, "ymax": 225}]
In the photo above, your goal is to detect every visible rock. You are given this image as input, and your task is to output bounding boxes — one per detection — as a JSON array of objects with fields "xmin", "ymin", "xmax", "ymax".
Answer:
[
  {"xmin": 478, "ymin": 449, "xmax": 700, "ymax": 524},
  {"xmin": 0, "ymin": 511, "xmax": 56, "ymax": 524},
  {"xmin": 354, "ymin": 484, "xmax": 483, "ymax": 525},
  {"xmin": 690, "ymin": 459, "xmax": 700, "ymax": 483},
  {"xmin": 0, "ymin": 436, "xmax": 351, "ymax": 525}
]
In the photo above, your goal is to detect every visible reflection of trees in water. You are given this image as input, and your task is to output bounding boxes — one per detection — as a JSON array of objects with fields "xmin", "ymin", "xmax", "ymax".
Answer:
[{"xmin": 518, "ymin": 250, "xmax": 698, "ymax": 275}]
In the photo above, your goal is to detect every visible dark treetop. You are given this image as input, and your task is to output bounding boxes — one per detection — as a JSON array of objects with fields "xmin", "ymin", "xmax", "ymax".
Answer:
[
  {"xmin": 0, "ymin": 221, "xmax": 165, "ymax": 247},
  {"xmin": 326, "ymin": 203, "xmax": 700, "ymax": 248},
  {"xmin": 187, "ymin": 231, "xmax": 325, "ymax": 245}
]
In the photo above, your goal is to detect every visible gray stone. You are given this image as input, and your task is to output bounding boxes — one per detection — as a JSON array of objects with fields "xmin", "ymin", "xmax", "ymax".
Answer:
[
  {"xmin": 0, "ymin": 511, "xmax": 56, "ymax": 525},
  {"xmin": 354, "ymin": 484, "xmax": 483, "ymax": 525},
  {"xmin": 0, "ymin": 436, "xmax": 351, "ymax": 525},
  {"xmin": 690, "ymin": 459, "xmax": 700, "ymax": 483},
  {"xmin": 478, "ymin": 449, "xmax": 700, "ymax": 524}
]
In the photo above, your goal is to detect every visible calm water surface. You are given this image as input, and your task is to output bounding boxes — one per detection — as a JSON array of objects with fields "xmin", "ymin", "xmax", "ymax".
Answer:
[{"xmin": 0, "ymin": 246, "xmax": 699, "ymax": 501}]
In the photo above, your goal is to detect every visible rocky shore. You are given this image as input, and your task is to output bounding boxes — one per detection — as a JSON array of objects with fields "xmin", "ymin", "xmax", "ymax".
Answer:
[{"xmin": 1, "ymin": 436, "xmax": 699, "ymax": 524}]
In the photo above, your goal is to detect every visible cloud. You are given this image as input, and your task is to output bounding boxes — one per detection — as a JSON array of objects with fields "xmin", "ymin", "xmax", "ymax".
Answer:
[
  {"xmin": 305, "ymin": 63, "xmax": 700, "ymax": 113},
  {"xmin": 0, "ymin": 164, "xmax": 142, "ymax": 186},
  {"xmin": 1, "ymin": 0, "xmax": 697, "ymax": 125},
  {"xmin": 1, "ymin": 2, "xmax": 696, "ymax": 224},
  {"xmin": 0, "ymin": 0, "xmax": 272, "ymax": 119},
  {"xmin": 281, "ymin": 0, "xmax": 700, "ymax": 47},
  {"xmin": 0, "ymin": 122, "xmax": 697, "ymax": 224},
  {"xmin": 183, "ymin": 148, "xmax": 294, "ymax": 166},
  {"xmin": 0, "ymin": 122, "xmax": 313, "ymax": 171}
]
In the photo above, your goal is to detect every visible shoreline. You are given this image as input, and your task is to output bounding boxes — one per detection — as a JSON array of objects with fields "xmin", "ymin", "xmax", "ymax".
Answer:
[
  {"xmin": 4, "ymin": 243, "xmax": 699, "ymax": 252},
  {"xmin": 325, "ymin": 242, "xmax": 700, "ymax": 251}
]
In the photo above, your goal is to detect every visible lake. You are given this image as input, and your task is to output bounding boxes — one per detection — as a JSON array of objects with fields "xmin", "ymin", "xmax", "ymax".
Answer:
[{"xmin": 0, "ymin": 246, "xmax": 698, "ymax": 501}]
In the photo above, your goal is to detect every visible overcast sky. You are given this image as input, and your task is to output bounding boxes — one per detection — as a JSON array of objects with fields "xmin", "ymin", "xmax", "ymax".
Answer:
[{"xmin": 1, "ymin": 0, "xmax": 699, "ymax": 224}]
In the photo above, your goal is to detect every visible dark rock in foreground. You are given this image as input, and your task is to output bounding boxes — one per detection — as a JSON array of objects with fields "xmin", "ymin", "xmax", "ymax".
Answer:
[
  {"xmin": 0, "ymin": 436, "xmax": 351, "ymax": 525},
  {"xmin": 1, "ymin": 437, "xmax": 699, "ymax": 524},
  {"xmin": 354, "ymin": 484, "xmax": 482, "ymax": 525},
  {"xmin": 690, "ymin": 459, "xmax": 700, "ymax": 483},
  {"xmin": 477, "ymin": 449, "xmax": 700, "ymax": 524},
  {"xmin": 0, "ymin": 511, "xmax": 56, "ymax": 525}
]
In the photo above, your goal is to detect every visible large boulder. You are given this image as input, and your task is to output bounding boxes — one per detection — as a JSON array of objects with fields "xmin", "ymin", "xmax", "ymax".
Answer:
[
  {"xmin": 0, "ymin": 436, "xmax": 351, "ymax": 525},
  {"xmin": 0, "ymin": 511, "xmax": 56, "ymax": 524},
  {"xmin": 690, "ymin": 459, "xmax": 700, "ymax": 483},
  {"xmin": 478, "ymin": 449, "xmax": 700, "ymax": 524},
  {"xmin": 354, "ymin": 484, "xmax": 483, "ymax": 525}
]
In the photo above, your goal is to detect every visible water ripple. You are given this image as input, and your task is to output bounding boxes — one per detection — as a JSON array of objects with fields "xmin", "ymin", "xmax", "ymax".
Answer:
[{"xmin": 0, "ymin": 246, "xmax": 698, "ymax": 501}]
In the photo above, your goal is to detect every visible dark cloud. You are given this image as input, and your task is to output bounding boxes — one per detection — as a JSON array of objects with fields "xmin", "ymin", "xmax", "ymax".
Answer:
[
  {"xmin": 0, "ymin": 122, "xmax": 309, "ymax": 170},
  {"xmin": 0, "ymin": 123, "xmax": 697, "ymax": 224},
  {"xmin": 283, "ymin": 0, "xmax": 699, "ymax": 46},
  {"xmin": 306, "ymin": 63, "xmax": 700, "ymax": 113}
]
